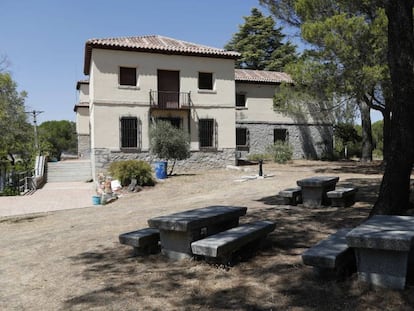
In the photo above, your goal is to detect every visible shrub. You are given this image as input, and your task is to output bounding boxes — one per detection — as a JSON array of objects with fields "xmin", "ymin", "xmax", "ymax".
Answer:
[
  {"xmin": 266, "ymin": 141, "xmax": 293, "ymax": 164},
  {"xmin": 108, "ymin": 160, "xmax": 155, "ymax": 187}
]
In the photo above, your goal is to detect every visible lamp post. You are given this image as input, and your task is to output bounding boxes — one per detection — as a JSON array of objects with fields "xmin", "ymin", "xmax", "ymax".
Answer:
[{"xmin": 25, "ymin": 110, "xmax": 44, "ymax": 154}]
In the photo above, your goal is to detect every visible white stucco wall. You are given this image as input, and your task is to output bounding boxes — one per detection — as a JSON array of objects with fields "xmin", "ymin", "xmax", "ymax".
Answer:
[
  {"xmin": 78, "ymin": 83, "xmax": 89, "ymax": 103},
  {"xmin": 75, "ymin": 107, "xmax": 89, "ymax": 135},
  {"xmin": 235, "ymin": 83, "xmax": 296, "ymax": 123}
]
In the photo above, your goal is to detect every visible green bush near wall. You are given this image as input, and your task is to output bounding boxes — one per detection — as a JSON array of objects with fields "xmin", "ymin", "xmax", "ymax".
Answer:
[
  {"xmin": 108, "ymin": 160, "xmax": 155, "ymax": 187},
  {"xmin": 266, "ymin": 141, "xmax": 293, "ymax": 164}
]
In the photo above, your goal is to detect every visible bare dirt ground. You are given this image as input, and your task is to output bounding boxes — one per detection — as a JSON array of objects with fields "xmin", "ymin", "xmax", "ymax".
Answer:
[{"xmin": 1, "ymin": 160, "xmax": 414, "ymax": 311}]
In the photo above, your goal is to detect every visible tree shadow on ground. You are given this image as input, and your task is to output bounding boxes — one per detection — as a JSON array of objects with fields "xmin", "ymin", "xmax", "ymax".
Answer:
[
  {"xmin": 314, "ymin": 161, "xmax": 384, "ymax": 175},
  {"xmin": 64, "ymin": 197, "xmax": 414, "ymax": 310}
]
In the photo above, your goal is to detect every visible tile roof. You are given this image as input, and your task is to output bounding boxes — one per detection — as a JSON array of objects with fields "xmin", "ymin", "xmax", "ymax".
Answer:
[
  {"xmin": 84, "ymin": 35, "xmax": 240, "ymax": 75},
  {"xmin": 235, "ymin": 69, "xmax": 293, "ymax": 84}
]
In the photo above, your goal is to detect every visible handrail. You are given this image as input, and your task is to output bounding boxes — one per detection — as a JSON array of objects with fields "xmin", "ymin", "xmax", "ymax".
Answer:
[{"xmin": 149, "ymin": 90, "xmax": 191, "ymax": 109}]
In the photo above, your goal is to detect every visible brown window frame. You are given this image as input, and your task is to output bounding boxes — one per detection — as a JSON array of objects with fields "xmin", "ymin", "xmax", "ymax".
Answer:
[
  {"xmin": 236, "ymin": 93, "xmax": 246, "ymax": 107},
  {"xmin": 198, "ymin": 72, "xmax": 213, "ymax": 90},
  {"xmin": 119, "ymin": 67, "xmax": 137, "ymax": 86}
]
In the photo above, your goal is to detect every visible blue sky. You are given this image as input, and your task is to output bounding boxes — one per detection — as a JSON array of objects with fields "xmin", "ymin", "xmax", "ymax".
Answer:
[
  {"xmin": 1, "ymin": 0, "xmax": 381, "ymax": 124},
  {"xmin": 1, "ymin": 0, "xmax": 266, "ymax": 123}
]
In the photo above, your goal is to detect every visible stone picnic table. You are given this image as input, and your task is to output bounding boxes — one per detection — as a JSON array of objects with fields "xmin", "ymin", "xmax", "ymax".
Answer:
[
  {"xmin": 296, "ymin": 176, "xmax": 339, "ymax": 207},
  {"xmin": 147, "ymin": 205, "xmax": 247, "ymax": 260},
  {"xmin": 346, "ymin": 215, "xmax": 414, "ymax": 290}
]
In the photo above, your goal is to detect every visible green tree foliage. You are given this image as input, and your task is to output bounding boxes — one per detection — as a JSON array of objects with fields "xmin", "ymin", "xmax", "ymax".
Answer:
[
  {"xmin": 38, "ymin": 120, "xmax": 77, "ymax": 160},
  {"xmin": 225, "ymin": 8, "xmax": 297, "ymax": 71},
  {"xmin": 260, "ymin": 0, "xmax": 390, "ymax": 162},
  {"xmin": 371, "ymin": 120, "xmax": 383, "ymax": 158},
  {"xmin": 334, "ymin": 123, "xmax": 362, "ymax": 159},
  {"xmin": 149, "ymin": 121, "xmax": 190, "ymax": 175},
  {"xmin": 0, "ymin": 70, "xmax": 33, "ymax": 167}
]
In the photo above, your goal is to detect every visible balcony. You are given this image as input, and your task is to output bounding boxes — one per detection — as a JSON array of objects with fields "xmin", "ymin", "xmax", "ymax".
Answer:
[{"xmin": 150, "ymin": 90, "xmax": 191, "ymax": 110}]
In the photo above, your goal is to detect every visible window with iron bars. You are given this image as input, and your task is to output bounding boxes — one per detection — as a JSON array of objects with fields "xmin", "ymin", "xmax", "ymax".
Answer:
[
  {"xmin": 199, "ymin": 119, "xmax": 215, "ymax": 149},
  {"xmin": 236, "ymin": 127, "xmax": 249, "ymax": 147},
  {"xmin": 120, "ymin": 117, "xmax": 139, "ymax": 150},
  {"xmin": 274, "ymin": 128, "xmax": 288, "ymax": 143}
]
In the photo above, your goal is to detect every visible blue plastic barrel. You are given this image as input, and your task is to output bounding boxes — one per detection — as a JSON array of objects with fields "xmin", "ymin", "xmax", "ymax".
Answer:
[{"xmin": 155, "ymin": 161, "xmax": 168, "ymax": 179}]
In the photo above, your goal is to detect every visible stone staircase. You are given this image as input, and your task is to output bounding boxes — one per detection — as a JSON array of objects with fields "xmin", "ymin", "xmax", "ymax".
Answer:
[{"xmin": 46, "ymin": 160, "xmax": 92, "ymax": 183}]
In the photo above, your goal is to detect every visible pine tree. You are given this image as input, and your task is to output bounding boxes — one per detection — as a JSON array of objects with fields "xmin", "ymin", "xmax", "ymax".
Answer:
[{"xmin": 225, "ymin": 8, "xmax": 297, "ymax": 71}]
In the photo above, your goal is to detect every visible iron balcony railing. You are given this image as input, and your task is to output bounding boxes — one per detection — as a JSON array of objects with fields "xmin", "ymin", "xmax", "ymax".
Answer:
[{"xmin": 149, "ymin": 90, "xmax": 191, "ymax": 109}]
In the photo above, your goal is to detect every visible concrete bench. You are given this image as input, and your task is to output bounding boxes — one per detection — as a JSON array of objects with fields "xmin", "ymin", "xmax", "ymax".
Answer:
[
  {"xmin": 191, "ymin": 220, "xmax": 276, "ymax": 264},
  {"xmin": 302, "ymin": 228, "xmax": 356, "ymax": 279},
  {"xmin": 119, "ymin": 228, "xmax": 160, "ymax": 256},
  {"xmin": 278, "ymin": 187, "xmax": 302, "ymax": 205},
  {"xmin": 327, "ymin": 187, "xmax": 358, "ymax": 207}
]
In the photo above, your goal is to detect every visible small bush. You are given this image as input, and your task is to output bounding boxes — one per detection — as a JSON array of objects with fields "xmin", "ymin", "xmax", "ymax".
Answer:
[
  {"xmin": 108, "ymin": 160, "xmax": 155, "ymax": 187},
  {"xmin": 266, "ymin": 141, "xmax": 293, "ymax": 164}
]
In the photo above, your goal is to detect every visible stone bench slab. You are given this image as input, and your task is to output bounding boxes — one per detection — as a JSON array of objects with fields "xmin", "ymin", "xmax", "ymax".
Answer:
[
  {"xmin": 327, "ymin": 187, "xmax": 358, "ymax": 207},
  {"xmin": 302, "ymin": 228, "xmax": 356, "ymax": 278},
  {"xmin": 119, "ymin": 228, "xmax": 160, "ymax": 255},
  {"xmin": 191, "ymin": 220, "xmax": 276, "ymax": 259},
  {"xmin": 279, "ymin": 187, "xmax": 302, "ymax": 205}
]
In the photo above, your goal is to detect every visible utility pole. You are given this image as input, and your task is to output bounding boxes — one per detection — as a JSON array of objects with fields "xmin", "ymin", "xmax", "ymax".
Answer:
[{"xmin": 25, "ymin": 110, "xmax": 44, "ymax": 154}]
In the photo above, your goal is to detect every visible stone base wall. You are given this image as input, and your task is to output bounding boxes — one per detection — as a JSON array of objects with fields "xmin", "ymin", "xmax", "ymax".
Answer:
[
  {"xmin": 92, "ymin": 148, "xmax": 235, "ymax": 180},
  {"xmin": 77, "ymin": 134, "xmax": 91, "ymax": 159},
  {"xmin": 237, "ymin": 122, "xmax": 333, "ymax": 160}
]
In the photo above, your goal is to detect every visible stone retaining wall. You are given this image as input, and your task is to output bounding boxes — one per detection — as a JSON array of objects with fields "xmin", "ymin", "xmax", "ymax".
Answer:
[
  {"xmin": 92, "ymin": 148, "xmax": 236, "ymax": 179},
  {"xmin": 237, "ymin": 122, "xmax": 333, "ymax": 160},
  {"xmin": 77, "ymin": 134, "xmax": 91, "ymax": 159}
]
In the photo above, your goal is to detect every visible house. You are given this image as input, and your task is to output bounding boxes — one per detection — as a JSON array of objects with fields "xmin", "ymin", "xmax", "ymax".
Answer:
[
  {"xmin": 234, "ymin": 69, "xmax": 333, "ymax": 160},
  {"xmin": 75, "ymin": 35, "xmax": 333, "ymax": 179}
]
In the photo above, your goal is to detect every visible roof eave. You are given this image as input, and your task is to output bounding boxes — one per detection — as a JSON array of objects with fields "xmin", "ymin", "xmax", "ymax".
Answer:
[{"xmin": 83, "ymin": 43, "xmax": 240, "ymax": 75}]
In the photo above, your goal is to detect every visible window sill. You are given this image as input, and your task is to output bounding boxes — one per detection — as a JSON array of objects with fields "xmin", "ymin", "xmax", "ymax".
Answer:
[
  {"xmin": 236, "ymin": 146, "xmax": 250, "ymax": 152},
  {"xmin": 236, "ymin": 107, "xmax": 248, "ymax": 110},
  {"xmin": 199, "ymin": 147, "xmax": 217, "ymax": 152},
  {"xmin": 118, "ymin": 85, "xmax": 140, "ymax": 90},
  {"xmin": 198, "ymin": 89, "xmax": 217, "ymax": 94},
  {"xmin": 120, "ymin": 148, "xmax": 140, "ymax": 153}
]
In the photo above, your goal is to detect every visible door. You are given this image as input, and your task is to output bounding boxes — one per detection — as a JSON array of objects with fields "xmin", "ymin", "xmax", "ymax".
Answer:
[{"xmin": 157, "ymin": 70, "xmax": 180, "ymax": 108}]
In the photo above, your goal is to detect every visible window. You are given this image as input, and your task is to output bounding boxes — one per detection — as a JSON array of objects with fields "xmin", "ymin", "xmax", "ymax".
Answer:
[
  {"xmin": 236, "ymin": 128, "xmax": 248, "ymax": 147},
  {"xmin": 274, "ymin": 128, "xmax": 288, "ymax": 143},
  {"xmin": 119, "ymin": 67, "xmax": 137, "ymax": 86},
  {"xmin": 120, "ymin": 117, "xmax": 138, "ymax": 149},
  {"xmin": 198, "ymin": 72, "xmax": 213, "ymax": 90},
  {"xmin": 236, "ymin": 94, "xmax": 246, "ymax": 107},
  {"xmin": 199, "ymin": 119, "xmax": 215, "ymax": 148}
]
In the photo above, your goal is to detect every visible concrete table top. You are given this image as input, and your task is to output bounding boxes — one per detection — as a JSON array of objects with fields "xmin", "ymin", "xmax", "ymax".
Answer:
[
  {"xmin": 148, "ymin": 205, "xmax": 247, "ymax": 232},
  {"xmin": 346, "ymin": 215, "xmax": 414, "ymax": 251},
  {"xmin": 297, "ymin": 176, "xmax": 339, "ymax": 187}
]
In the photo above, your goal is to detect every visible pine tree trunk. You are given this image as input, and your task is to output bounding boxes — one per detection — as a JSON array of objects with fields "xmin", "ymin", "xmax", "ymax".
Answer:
[
  {"xmin": 358, "ymin": 101, "xmax": 373, "ymax": 162},
  {"xmin": 381, "ymin": 107, "xmax": 392, "ymax": 163},
  {"xmin": 371, "ymin": 0, "xmax": 414, "ymax": 215}
]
